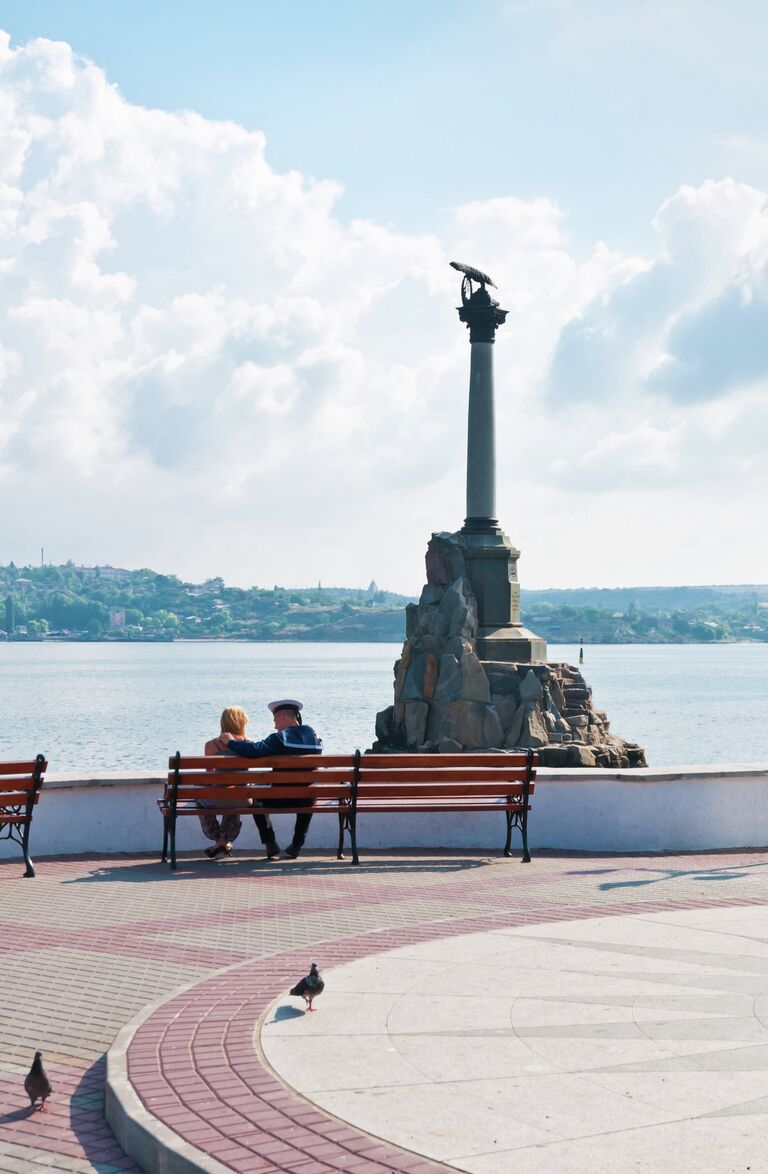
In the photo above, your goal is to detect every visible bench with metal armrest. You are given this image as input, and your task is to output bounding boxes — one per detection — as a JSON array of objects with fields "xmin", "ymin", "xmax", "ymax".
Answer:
[
  {"xmin": 0, "ymin": 755, "xmax": 47, "ymax": 877},
  {"xmin": 159, "ymin": 748, "xmax": 536, "ymax": 867}
]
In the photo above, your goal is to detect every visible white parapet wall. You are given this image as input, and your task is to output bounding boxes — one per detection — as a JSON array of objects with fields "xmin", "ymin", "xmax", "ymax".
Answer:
[{"xmin": 2, "ymin": 765, "xmax": 768, "ymax": 863}]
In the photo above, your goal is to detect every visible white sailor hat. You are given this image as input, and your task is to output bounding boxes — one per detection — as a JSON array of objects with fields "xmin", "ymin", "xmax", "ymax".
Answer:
[{"xmin": 268, "ymin": 698, "xmax": 303, "ymax": 714}]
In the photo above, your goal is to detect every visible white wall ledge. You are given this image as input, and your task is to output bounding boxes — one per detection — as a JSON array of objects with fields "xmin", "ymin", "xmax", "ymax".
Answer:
[
  {"xmin": 42, "ymin": 763, "xmax": 768, "ymax": 789},
  {"xmin": 3, "ymin": 764, "xmax": 768, "ymax": 860}
]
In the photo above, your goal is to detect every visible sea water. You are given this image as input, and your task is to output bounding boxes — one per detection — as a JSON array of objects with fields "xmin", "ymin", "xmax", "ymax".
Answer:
[{"xmin": 0, "ymin": 641, "xmax": 766, "ymax": 772}]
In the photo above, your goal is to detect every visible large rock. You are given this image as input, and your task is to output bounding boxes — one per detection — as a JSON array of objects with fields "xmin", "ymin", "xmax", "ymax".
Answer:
[
  {"xmin": 568, "ymin": 744, "xmax": 597, "ymax": 767},
  {"xmin": 494, "ymin": 694, "xmax": 518, "ymax": 732},
  {"xmin": 460, "ymin": 652, "xmax": 491, "ymax": 703},
  {"xmin": 434, "ymin": 654, "xmax": 461, "ymax": 700},
  {"xmin": 425, "ymin": 532, "xmax": 466, "ymax": 586},
  {"xmin": 519, "ymin": 669, "xmax": 543, "ymax": 702},
  {"xmin": 485, "ymin": 663, "xmax": 522, "ymax": 698},
  {"xmin": 403, "ymin": 701, "xmax": 428, "ymax": 748},
  {"xmin": 518, "ymin": 704, "xmax": 549, "ymax": 748},
  {"xmin": 422, "ymin": 653, "xmax": 439, "ymax": 699},
  {"xmin": 375, "ymin": 706, "xmax": 394, "ymax": 742},
  {"xmin": 400, "ymin": 654, "xmax": 426, "ymax": 701},
  {"xmin": 425, "ymin": 699, "xmax": 449, "ymax": 743},
  {"xmin": 446, "ymin": 701, "xmax": 503, "ymax": 750}
]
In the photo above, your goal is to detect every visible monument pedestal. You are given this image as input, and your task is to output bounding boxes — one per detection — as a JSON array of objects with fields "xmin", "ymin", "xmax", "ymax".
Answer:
[{"xmin": 462, "ymin": 524, "xmax": 547, "ymax": 663}]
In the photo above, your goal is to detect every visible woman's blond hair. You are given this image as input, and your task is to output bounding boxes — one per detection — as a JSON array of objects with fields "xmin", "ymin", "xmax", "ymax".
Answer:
[{"xmin": 220, "ymin": 706, "xmax": 248, "ymax": 735}]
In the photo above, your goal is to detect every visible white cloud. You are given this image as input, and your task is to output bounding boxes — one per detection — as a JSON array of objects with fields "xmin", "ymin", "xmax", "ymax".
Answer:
[{"xmin": 0, "ymin": 32, "xmax": 766, "ymax": 590}]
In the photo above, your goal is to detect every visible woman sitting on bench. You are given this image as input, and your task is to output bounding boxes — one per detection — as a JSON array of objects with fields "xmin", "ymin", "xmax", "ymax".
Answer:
[{"xmin": 198, "ymin": 706, "xmax": 250, "ymax": 859}]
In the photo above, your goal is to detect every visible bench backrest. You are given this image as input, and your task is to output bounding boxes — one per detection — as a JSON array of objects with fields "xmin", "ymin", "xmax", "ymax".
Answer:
[
  {"xmin": 166, "ymin": 753, "xmax": 357, "ymax": 804},
  {"xmin": 0, "ymin": 756, "xmax": 47, "ymax": 813},
  {"xmin": 165, "ymin": 750, "xmax": 535, "ymax": 806},
  {"xmin": 355, "ymin": 751, "xmax": 536, "ymax": 804}
]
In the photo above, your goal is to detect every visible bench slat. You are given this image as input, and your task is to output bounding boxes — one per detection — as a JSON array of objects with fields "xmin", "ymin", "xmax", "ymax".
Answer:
[
  {"xmin": 169, "ymin": 769, "xmax": 355, "ymax": 786},
  {"xmin": 0, "ymin": 791, "xmax": 40, "ymax": 805},
  {"xmin": 169, "ymin": 754, "xmax": 349, "ymax": 770},
  {"xmin": 356, "ymin": 803, "xmax": 530, "ymax": 813},
  {"xmin": 159, "ymin": 800, "xmax": 346, "ymax": 813},
  {"xmin": 357, "ymin": 768, "xmax": 531, "ymax": 784},
  {"xmin": 361, "ymin": 754, "xmax": 532, "ymax": 768},
  {"xmin": 173, "ymin": 785, "xmax": 351, "ymax": 802},
  {"xmin": 355, "ymin": 783, "xmax": 534, "ymax": 798},
  {"xmin": 0, "ymin": 761, "xmax": 47, "ymax": 776}
]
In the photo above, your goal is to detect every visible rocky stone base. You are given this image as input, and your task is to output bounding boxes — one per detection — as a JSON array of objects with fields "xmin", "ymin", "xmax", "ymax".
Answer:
[{"xmin": 372, "ymin": 531, "xmax": 647, "ymax": 768}]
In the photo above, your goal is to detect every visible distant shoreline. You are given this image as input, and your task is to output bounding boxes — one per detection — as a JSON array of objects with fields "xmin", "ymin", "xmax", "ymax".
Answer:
[{"xmin": 3, "ymin": 635, "xmax": 768, "ymax": 647}]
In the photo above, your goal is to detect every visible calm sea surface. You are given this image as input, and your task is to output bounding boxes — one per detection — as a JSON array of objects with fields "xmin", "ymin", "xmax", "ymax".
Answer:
[{"xmin": 1, "ymin": 642, "xmax": 767, "ymax": 772}]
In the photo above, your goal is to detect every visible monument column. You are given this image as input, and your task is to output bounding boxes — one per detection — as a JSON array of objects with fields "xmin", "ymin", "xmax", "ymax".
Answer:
[
  {"xmin": 460, "ymin": 288, "xmax": 506, "ymax": 530},
  {"xmin": 453, "ymin": 264, "xmax": 546, "ymax": 663}
]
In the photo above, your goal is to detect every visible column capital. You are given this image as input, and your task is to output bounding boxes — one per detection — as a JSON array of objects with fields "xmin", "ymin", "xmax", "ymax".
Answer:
[{"xmin": 457, "ymin": 288, "xmax": 508, "ymax": 343}]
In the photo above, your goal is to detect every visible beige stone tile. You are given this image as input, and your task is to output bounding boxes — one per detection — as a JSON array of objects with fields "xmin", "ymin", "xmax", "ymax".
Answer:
[
  {"xmin": 262, "ymin": 1033, "xmax": 429, "ymax": 1091},
  {"xmin": 385, "ymin": 992, "xmax": 517, "ymax": 1036},
  {"xmin": 453, "ymin": 1114, "xmax": 766, "ymax": 1174},
  {"xmin": 391, "ymin": 1032, "xmax": 558, "ymax": 1080},
  {"xmin": 310, "ymin": 1081, "xmax": 558, "ymax": 1159}
]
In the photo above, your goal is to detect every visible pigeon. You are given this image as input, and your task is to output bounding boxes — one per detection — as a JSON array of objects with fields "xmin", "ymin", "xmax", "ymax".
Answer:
[
  {"xmin": 289, "ymin": 962, "xmax": 324, "ymax": 1012},
  {"xmin": 24, "ymin": 1051, "xmax": 52, "ymax": 1112}
]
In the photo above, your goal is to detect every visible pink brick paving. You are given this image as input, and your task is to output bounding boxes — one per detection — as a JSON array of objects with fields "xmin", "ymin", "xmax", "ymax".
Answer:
[{"xmin": 2, "ymin": 848, "xmax": 768, "ymax": 1172}]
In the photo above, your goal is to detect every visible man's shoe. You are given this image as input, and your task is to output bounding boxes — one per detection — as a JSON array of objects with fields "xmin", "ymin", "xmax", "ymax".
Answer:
[
  {"xmin": 284, "ymin": 842, "xmax": 302, "ymax": 859},
  {"xmin": 265, "ymin": 839, "xmax": 281, "ymax": 861}
]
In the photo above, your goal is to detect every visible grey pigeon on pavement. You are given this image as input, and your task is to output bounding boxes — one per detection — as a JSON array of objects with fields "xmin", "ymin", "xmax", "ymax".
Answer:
[
  {"xmin": 24, "ymin": 1051, "xmax": 52, "ymax": 1112},
  {"xmin": 290, "ymin": 962, "xmax": 324, "ymax": 1011}
]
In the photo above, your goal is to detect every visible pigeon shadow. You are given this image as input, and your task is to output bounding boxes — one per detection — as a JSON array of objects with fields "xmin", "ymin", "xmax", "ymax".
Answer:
[
  {"xmin": 266, "ymin": 1004, "xmax": 305, "ymax": 1024},
  {"xmin": 0, "ymin": 1105, "xmax": 36, "ymax": 1123}
]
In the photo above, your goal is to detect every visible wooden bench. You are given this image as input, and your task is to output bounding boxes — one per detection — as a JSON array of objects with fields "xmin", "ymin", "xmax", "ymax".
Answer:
[
  {"xmin": 0, "ymin": 756, "xmax": 47, "ymax": 877},
  {"xmin": 160, "ymin": 749, "xmax": 536, "ymax": 868},
  {"xmin": 160, "ymin": 753, "xmax": 357, "ymax": 870},
  {"xmin": 348, "ymin": 750, "xmax": 536, "ymax": 865}
]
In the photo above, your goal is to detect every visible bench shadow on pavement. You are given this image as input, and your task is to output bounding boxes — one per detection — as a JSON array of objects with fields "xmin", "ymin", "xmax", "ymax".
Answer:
[{"xmin": 60, "ymin": 851, "xmax": 493, "ymax": 883}]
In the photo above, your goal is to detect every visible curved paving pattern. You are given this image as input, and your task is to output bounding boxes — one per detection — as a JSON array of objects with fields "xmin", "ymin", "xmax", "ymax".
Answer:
[
  {"xmin": 3, "ymin": 847, "xmax": 768, "ymax": 1171},
  {"xmin": 264, "ymin": 910, "xmax": 768, "ymax": 1171}
]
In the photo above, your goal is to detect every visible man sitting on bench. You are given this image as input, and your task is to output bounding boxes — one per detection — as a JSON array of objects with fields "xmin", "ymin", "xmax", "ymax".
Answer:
[{"xmin": 218, "ymin": 698, "xmax": 322, "ymax": 861}]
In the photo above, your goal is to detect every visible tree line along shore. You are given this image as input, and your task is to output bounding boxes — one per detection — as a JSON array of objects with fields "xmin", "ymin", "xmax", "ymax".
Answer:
[{"xmin": 1, "ymin": 563, "xmax": 767, "ymax": 645}]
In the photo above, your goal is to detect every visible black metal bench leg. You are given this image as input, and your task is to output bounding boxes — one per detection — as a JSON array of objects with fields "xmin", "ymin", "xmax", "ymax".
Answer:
[
  {"xmin": 521, "ymin": 809, "xmax": 531, "ymax": 864},
  {"xmin": 350, "ymin": 814, "xmax": 359, "ymax": 866},
  {"xmin": 337, "ymin": 813, "xmax": 346, "ymax": 860},
  {"xmin": 161, "ymin": 815, "xmax": 169, "ymax": 863},
  {"xmin": 169, "ymin": 814, "xmax": 178, "ymax": 870},
  {"xmin": 22, "ymin": 818, "xmax": 35, "ymax": 878},
  {"xmin": 504, "ymin": 811, "xmax": 513, "ymax": 858}
]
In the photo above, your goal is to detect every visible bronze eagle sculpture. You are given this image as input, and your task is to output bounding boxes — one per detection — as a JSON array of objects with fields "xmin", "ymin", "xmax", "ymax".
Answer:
[{"xmin": 450, "ymin": 261, "xmax": 497, "ymax": 305}]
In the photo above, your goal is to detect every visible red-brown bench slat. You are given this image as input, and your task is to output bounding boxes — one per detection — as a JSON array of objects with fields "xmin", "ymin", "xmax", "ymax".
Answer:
[
  {"xmin": 0, "ymin": 790, "xmax": 42, "ymax": 805},
  {"xmin": 168, "ymin": 769, "xmax": 356, "ymax": 786},
  {"xmin": 171, "ymin": 785, "xmax": 352, "ymax": 803},
  {"xmin": 354, "ymin": 784, "xmax": 533, "ymax": 799},
  {"xmin": 356, "ymin": 768, "xmax": 530, "ymax": 784},
  {"xmin": 0, "ymin": 760, "xmax": 48, "ymax": 776},
  {"xmin": 168, "ymin": 754, "xmax": 351, "ymax": 771},
  {"xmin": 359, "ymin": 760, "xmax": 526, "ymax": 770}
]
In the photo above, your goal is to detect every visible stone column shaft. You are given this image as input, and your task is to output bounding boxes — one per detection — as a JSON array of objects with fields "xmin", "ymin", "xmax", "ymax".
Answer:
[{"xmin": 466, "ymin": 341, "xmax": 496, "ymax": 525}]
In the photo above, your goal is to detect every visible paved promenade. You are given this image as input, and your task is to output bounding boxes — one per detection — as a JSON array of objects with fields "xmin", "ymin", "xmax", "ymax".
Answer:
[{"xmin": 2, "ymin": 846, "xmax": 768, "ymax": 1172}]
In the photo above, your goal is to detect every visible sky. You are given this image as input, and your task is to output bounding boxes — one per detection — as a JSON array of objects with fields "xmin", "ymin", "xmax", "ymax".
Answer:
[{"xmin": 1, "ymin": 0, "xmax": 767, "ymax": 593}]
